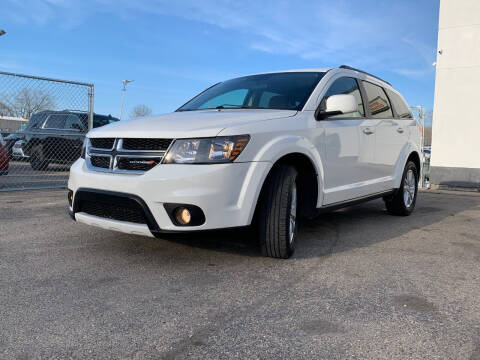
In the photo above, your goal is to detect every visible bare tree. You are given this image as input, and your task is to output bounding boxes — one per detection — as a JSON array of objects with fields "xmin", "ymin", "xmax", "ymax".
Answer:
[
  {"xmin": 130, "ymin": 104, "xmax": 152, "ymax": 118},
  {"xmin": 2, "ymin": 88, "xmax": 55, "ymax": 119},
  {"xmin": 0, "ymin": 101, "xmax": 13, "ymax": 117}
]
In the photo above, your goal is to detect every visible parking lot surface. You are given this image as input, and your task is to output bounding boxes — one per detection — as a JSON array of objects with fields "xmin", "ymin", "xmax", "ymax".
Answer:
[
  {"xmin": 1, "ymin": 189, "xmax": 479, "ymax": 359},
  {"xmin": 0, "ymin": 161, "xmax": 69, "ymax": 190}
]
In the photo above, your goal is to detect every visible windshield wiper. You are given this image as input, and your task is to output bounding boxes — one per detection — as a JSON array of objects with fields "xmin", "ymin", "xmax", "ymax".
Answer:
[{"xmin": 215, "ymin": 104, "xmax": 248, "ymax": 109}]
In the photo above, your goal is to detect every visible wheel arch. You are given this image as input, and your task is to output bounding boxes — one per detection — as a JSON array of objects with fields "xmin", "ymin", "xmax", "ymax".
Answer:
[
  {"xmin": 393, "ymin": 148, "xmax": 422, "ymax": 188},
  {"xmin": 250, "ymin": 151, "xmax": 320, "ymax": 224}
]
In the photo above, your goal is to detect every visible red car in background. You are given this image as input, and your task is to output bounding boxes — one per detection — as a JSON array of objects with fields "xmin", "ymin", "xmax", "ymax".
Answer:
[{"xmin": 0, "ymin": 133, "xmax": 9, "ymax": 175}]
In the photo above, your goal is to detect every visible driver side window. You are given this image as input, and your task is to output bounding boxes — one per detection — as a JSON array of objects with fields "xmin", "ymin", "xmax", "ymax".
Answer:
[{"xmin": 322, "ymin": 77, "xmax": 365, "ymax": 118}]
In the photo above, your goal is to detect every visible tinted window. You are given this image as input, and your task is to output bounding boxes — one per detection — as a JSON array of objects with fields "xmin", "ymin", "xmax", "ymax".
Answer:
[
  {"xmin": 93, "ymin": 115, "xmax": 120, "ymax": 128},
  {"xmin": 43, "ymin": 114, "xmax": 67, "ymax": 129},
  {"xmin": 178, "ymin": 72, "xmax": 325, "ymax": 111},
  {"xmin": 29, "ymin": 112, "xmax": 49, "ymax": 128},
  {"xmin": 386, "ymin": 90, "xmax": 413, "ymax": 119},
  {"xmin": 65, "ymin": 114, "xmax": 85, "ymax": 131},
  {"xmin": 362, "ymin": 81, "xmax": 393, "ymax": 118},
  {"xmin": 322, "ymin": 77, "xmax": 365, "ymax": 118}
]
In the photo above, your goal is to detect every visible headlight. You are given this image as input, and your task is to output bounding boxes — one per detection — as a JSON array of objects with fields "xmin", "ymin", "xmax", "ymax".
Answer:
[{"xmin": 163, "ymin": 135, "xmax": 250, "ymax": 164}]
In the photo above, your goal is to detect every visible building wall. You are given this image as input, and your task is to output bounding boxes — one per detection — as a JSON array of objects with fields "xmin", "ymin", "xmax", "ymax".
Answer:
[
  {"xmin": 0, "ymin": 117, "xmax": 28, "ymax": 131},
  {"xmin": 431, "ymin": 0, "xmax": 480, "ymax": 187}
]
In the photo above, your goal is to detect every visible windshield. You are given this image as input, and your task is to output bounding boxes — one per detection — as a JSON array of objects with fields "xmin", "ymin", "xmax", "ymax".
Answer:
[{"xmin": 177, "ymin": 72, "xmax": 325, "ymax": 112}]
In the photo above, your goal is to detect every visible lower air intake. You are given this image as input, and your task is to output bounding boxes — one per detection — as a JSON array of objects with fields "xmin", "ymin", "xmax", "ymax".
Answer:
[{"xmin": 78, "ymin": 199, "xmax": 147, "ymax": 224}]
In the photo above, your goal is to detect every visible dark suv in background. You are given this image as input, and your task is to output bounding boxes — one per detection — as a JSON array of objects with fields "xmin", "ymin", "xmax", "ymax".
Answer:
[{"xmin": 19, "ymin": 110, "xmax": 119, "ymax": 170}]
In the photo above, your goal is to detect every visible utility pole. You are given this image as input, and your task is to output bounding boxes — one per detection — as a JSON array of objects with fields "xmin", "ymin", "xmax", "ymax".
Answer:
[{"xmin": 119, "ymin": 79, "xmax": 134, "ymax": 120}]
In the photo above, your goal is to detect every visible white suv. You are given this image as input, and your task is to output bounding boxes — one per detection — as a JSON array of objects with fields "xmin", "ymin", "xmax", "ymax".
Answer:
[{"xmin": 68, "ymin": 66, "xmax": 421, "ymax": 258}]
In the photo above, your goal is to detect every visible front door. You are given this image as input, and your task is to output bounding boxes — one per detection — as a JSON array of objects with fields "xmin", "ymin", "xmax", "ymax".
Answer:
[{"xmin": 319, "ymin": 76, "xmax": 380, "ymax": 204}]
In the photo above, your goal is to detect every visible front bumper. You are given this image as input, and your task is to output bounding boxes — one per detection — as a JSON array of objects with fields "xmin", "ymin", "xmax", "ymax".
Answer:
[{"xmin": 68, "ymin": 158, "xmax": 270, "ymax": 234}]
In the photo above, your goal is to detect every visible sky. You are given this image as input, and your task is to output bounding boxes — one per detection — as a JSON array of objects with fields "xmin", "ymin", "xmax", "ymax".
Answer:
[{"xmin": 1, "ymin": 0, "xmax": 439, "ymax": 122}]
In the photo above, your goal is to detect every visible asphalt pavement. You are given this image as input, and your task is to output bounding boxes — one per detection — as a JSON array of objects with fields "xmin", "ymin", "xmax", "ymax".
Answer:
[
  {"xmin": 0, "ymin": 161, "xmax": 69, "ymax": 190},
  {"xmin": 0, "ymin": 189, "xmax": 479, "ymax": 359}
]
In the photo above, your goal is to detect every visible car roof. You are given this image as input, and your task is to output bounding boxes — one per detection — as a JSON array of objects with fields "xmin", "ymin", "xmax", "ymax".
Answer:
[{"xmin": 235, "ymin": 67, "xmax": 393, "ymax": 90}]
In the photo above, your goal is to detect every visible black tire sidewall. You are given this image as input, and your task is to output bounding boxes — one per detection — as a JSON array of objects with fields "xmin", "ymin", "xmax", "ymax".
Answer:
[
  {"xmin": 30, "ymin": 147, "xmax": 47, "ymax": 170},
  {"xmin": 258, "ymin": 165, "xmax": 298, "ymax": 258}
]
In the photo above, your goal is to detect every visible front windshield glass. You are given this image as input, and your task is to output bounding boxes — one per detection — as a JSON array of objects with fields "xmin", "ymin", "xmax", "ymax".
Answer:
[{"xmin": 177, "ymin": 72, "xmax": 325, "ymax": 112}]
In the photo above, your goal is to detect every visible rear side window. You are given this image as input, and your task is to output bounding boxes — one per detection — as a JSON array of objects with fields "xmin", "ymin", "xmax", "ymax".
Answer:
[
  {"xmin": 322, "ymin": 77, "xmax": 365, "ymax": 118},
  {"xmin": 65, "ymin": 114, "xmax": 86, "ymax": 131},
  {"xmin": 362, "ymin": 81, "xmax": 393, "ymax": 119},
  {"xmin": 43, "ymin": 114, "xmax": 67, "ymax": 129},
  {"xmin": 93, "ymin": 115, "xmax": 120, "ymax": 128},
  {"xmin": 386, "ymin": 90, "xmax": 413, "ymax": 119}
]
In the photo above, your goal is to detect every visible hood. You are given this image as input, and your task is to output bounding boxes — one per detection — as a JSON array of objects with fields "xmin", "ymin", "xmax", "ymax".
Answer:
[{"xmin": 88, "ymin": 109, "xmax": 297, "ymax": 138}]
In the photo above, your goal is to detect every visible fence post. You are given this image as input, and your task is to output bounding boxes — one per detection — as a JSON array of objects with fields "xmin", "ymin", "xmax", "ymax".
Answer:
[{"xmin": 88, "ymin": 85, "xmax": 94, "ymax": 131}]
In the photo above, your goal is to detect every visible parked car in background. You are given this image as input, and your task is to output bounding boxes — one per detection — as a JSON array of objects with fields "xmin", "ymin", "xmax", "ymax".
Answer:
[
  {"xmin": 12, "ymin": 140, "xmax": 29, "ymax": 160},
  {"xmin": 422, "ymin": 146, "xmax": 431, "ymax": 184},
  {"xmin": 23, "ymin": 110, "xmax": 119, "ymax": 170},
  {"xmin": 68, "ymin": 66, "xmax": 422, "ymax": 258},
  {"xmin": 5, "ymin": 122, "xmax": 32, "ymax": 159},
  {"xmin": 0, "ymin": 133, "xmax": 9, "ymax": 175},
  {"xmin": 1, "ymin": 130, "xmax": 10, "ymax": 138}
]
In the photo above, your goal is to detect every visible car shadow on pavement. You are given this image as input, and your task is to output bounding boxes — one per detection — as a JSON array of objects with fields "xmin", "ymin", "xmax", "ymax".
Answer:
[{"xmin": 149, "ymin": 192, "xmax": 480, "ymax": 260}]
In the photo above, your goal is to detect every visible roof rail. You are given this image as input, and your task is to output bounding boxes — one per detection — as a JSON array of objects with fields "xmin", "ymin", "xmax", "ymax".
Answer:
[
  {"xmin": 339, "ymin": 65, "xmax": 391, "ymax": 86},
  {"xmin": 61, "ymin": 109, "xmax": 88, "ymax": 113}
]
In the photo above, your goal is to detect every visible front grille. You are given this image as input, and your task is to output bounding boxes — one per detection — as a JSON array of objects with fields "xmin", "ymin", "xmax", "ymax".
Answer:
[
  {"xmin": 86, "ymin": 137, "xmax": 173, "ymax": 173},
  {"xmin": 78, "ymin": 199, "xmax": 146, "ymax": 224},
  {"xmin": 117, "ymin": 157, "xmax": 162, "ymax": 171},
  {"xmin": 90, "ymin": 155, "xmax": 110, "ymax": 169},
  {"xmin": 90, "ymin": 138, "xmax": 115, "ymax": 149},
  {"xmin": 122, "ymin": 138, "xmax": 172, "ymax": 151}
]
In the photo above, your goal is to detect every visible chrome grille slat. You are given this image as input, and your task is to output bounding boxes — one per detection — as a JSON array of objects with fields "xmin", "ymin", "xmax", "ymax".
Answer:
[{"xmin": 85, "ymin": 138, "xmax": 173, "ymax": 174}]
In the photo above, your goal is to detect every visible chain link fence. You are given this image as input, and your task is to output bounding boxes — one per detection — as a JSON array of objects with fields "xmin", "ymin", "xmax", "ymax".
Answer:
[{"xmin": 0, "ymin": 71, "xmax": 95, "ymax": 190}]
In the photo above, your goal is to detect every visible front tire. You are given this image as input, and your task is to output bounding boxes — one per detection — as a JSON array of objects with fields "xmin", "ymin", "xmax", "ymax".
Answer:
[
  {"xmin": 30, "ymin": 146, "xmax": 49, "ymax": 171},
  {"xmin": 385, "ymin": 161, "xmax": 418, "ymax": 216},
  {"xmin": 257, "ymin": 165, "xmax": 298, "ymax": 259}
]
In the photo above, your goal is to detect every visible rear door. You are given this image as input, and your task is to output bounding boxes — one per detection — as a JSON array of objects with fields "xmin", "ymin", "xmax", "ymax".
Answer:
[
  {"xmin": 64, "ymin": 114, "xmax": 87, "ymax": 161},
  {"xmin": 41, "ymin": 114, "xmax": 67, "ymax": 160},
  {"xmin": 361, "ymin": 81, "xmax": 407, "ymax": 186},
  {"xmin": 319, "ymin": 76, "xmax": 381, "ymax": 204}
]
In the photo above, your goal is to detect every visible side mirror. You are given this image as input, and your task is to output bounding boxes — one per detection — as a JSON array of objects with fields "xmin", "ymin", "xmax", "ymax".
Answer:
[{"xmin": 315, "ymin": 94, "xmax": 358, "ymax": 120}]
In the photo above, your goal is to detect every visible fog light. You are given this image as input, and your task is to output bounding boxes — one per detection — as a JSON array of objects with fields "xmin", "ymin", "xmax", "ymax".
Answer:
[{"xmin": 175, "ymin": 207, "xmax": 191, "ymax": 225}]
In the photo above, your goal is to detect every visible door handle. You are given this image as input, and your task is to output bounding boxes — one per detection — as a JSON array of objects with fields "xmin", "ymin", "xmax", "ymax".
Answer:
[
  {"xmin": 397, "ymin": 127, "xmax": 404, "ymax": 134},
  {"xmin": 363, "ymin": 128, "xmax": 374, "ymax": 135}
]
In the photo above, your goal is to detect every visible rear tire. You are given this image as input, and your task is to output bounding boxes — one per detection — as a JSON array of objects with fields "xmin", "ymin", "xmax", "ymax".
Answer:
[
  {"xmin": 384, "ymin": 161, "xmax": 418, "ymax": 216},
  {"xmin": 257, "ymin": 165, "xmax": 298, "ymax": 259},
  {"xmin": 30, "ymin": 146, "xmax": 49, "ymax": 171}
]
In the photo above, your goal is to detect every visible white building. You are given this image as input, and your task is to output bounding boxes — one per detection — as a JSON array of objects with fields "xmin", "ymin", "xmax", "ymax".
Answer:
[
  {"xmin": 0, "ymin": 116, "xmax": 28, "ymax": 131},
  {"xmin": 431, "ymin": 0, "xmax": 480, "ymax": 188}
]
